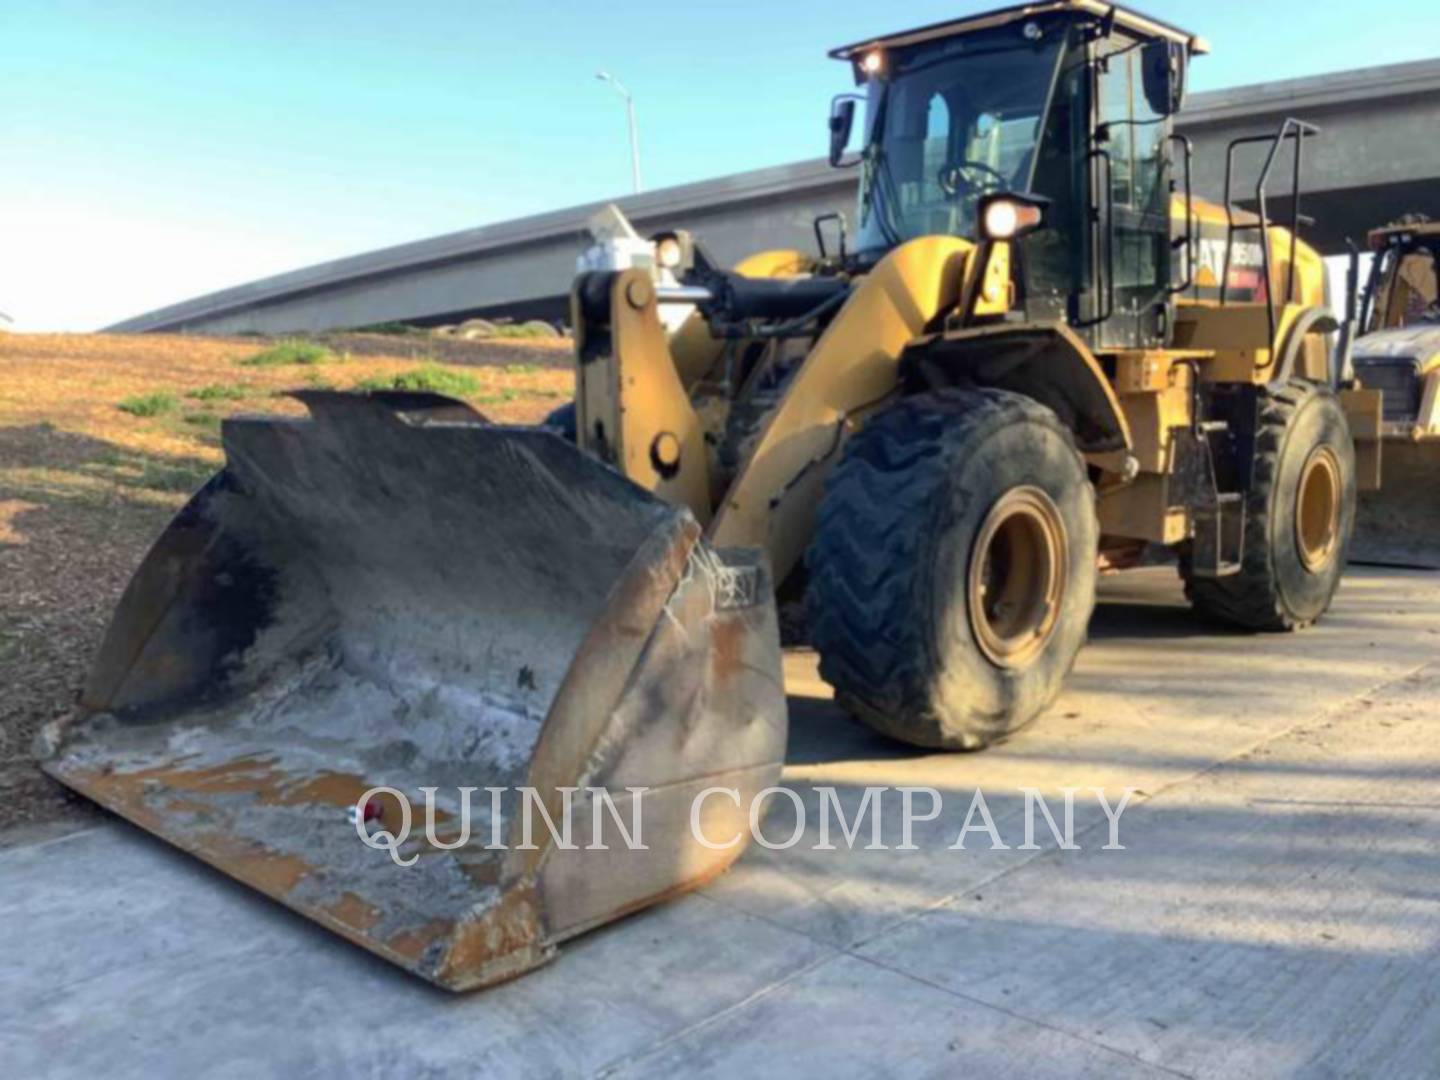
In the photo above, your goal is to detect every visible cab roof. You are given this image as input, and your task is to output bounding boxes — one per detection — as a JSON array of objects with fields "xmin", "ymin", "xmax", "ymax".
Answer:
[
  {"xmin": 830, "ymin": 1, "xmax": 1210, "ymax": 62},
  {"xmin": 1369, "ymin": 221, "xmax": 1440, "ymax": 249}
]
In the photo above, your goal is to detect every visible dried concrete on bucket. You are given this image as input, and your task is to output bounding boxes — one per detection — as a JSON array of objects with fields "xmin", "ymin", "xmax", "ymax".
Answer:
[{"xmin": 45, "ymin": 643, "xmax": 543, "ymax": 945}]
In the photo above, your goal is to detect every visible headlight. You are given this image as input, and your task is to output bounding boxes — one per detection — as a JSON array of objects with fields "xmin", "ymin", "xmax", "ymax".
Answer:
[
  {"xmin": 860, "ymin": 50, "xmax": 884, "ymax": 76},
  {"xmin": 978, "ymin": 194, "xmax": 1049, "ymax": 242},
  {"xmin": 655, "ymin": 236, "xmax": 684, "ymax": 270}
]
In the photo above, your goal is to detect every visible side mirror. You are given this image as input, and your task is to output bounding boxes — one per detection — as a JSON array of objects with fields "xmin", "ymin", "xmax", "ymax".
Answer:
[
  {"xmin": 1141, "ymin": 41, "xmax": 1187, "ymax": 115},
  {"xmin": 829, "ymin": 97, "xmax": 859, "ymax": 168}
]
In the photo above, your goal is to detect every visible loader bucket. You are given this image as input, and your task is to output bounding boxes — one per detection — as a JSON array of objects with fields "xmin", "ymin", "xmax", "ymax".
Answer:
[
  {"xmin": 40, "ymin": 391, "xmax": 786, "ymax": 991},
  {"xmin": 1351, "ymin": 436, "xmax": 1440, "ymax": 569}
]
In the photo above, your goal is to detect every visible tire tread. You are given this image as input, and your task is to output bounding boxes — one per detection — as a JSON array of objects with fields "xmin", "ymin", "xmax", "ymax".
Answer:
[{"xmin": 805, "ymin": 387, "xmax": 1090, "ymax": 747}]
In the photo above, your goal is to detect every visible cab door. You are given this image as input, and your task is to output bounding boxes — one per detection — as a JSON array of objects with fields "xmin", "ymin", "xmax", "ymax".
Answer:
[{"xmin": 1094, "ymin": 36, "xmax": 1171, "ymax": 349}]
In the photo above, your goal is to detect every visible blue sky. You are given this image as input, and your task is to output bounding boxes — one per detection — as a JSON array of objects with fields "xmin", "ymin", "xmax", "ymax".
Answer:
[{"xmin": 1, "ymin": 0, "xmax": 1433, "ymax": 330}]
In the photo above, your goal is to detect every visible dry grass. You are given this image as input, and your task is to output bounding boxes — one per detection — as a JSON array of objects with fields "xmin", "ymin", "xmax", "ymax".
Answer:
[
  {"xmin": 0, "ymin": 331, "xmax": 572, "ymax": 830},
  {"xmin": 0, "ymin": 331, "xmax": 569, "ymax": 463}
]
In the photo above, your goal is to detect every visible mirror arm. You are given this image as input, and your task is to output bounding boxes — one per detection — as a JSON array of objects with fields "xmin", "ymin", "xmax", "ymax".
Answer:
[{"xmin": 813, "ymin": 212, "xmax": 848, "ymax": 261}]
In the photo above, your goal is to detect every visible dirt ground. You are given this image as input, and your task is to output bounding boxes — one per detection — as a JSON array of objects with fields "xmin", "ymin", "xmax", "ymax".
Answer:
[{"xmin": 0, "ymin": 331, "xmax": 569, "ymax": 830}]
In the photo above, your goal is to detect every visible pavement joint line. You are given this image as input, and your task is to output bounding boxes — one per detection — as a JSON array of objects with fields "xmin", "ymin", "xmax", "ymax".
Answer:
[
  {"xmin": 591, "ymin": 949, "xmax": 839, "ymax": 1078},
  {"xmin": 844, "ymin": 948, "xmax": 1198, "ymax": 1080},
  {"xmin": 0, "ymin": 821, "xmax": 105, "ymax": 858},
  {"xmin": 842, "ymin": 654, "xmax": 1440, "ymax": 954},
  {"xmin": 692, "ymin": 867, "xmax": 859, "ymax": 947},
  {"xmin": 1248, "ymin": 797, "xmax": 1440, "ymax": 810},
  {"xmin": 5, "ymin": 922, "xmax": 290, "ymax": 1018},
  {"xmin": 600, "ymin": 892, "xmax": 1195, "ymax": 1079}
]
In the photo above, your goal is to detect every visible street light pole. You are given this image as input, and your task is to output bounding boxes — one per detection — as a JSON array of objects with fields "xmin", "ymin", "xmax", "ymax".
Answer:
[{"xmin": 596, "ymin": 70, "xmax": 642, "ymax": 194}]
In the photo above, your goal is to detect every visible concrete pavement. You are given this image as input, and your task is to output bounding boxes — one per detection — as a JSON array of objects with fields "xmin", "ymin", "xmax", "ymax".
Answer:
[{"xmin": 3, "ymin": 566, "xmax": 1439, "ymax": 1078}]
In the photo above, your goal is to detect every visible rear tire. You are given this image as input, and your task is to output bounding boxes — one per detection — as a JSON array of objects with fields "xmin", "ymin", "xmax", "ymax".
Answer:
[
  {"xmin": 804, "ymin": 388, "xmax": 1099, "ymax": 750},
  {"xmin": 1181, "ymin": 380, "xmax": 1356, "ymax": 629}
]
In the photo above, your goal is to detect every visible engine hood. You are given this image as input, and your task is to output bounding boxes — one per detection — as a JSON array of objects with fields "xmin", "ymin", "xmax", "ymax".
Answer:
[{"xmin": 1354, "ymin": 322, "xmax": 1440, "ymax": 372}]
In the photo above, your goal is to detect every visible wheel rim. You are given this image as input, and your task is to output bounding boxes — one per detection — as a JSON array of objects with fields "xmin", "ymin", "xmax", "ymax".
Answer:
[
  {"xmin": 1296, "ymin": 446, "xmax": 1341, "ymax": 573},
  {"xmin": 968, "ymin": 486, "xmax": 1068, "ymax": 669}
]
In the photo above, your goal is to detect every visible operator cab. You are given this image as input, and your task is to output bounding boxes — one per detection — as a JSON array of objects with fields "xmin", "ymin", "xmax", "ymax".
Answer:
[
  {"xmin": 1353, "ymin": 220, "xmax": 1440, "ymax": 428},
  {"xmin": 1361, "ymin": 222, "xmax": 1440, "ymax": 332},
  {"xmin": 828, "ymin": 1, "xmax": 1207, "ymax": 351}
]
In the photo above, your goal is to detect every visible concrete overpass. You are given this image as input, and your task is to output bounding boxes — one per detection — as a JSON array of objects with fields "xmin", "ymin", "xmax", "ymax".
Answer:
[{"xmin": 113, "ymin": 58, "xmax": 1440, "ymax": 335}]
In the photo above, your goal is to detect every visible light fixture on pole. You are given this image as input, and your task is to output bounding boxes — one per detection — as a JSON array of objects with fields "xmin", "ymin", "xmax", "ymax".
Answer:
[{"xmin": 596, "ymin": 70, "xmax": 642, "ymax": 195}]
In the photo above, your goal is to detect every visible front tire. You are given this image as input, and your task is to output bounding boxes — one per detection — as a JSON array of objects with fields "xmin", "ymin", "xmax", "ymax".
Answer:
[
  {"xmin": 1181, "ymin": 381, "xmax": 1356, "ymax": 630},
  {"xmin": 804, "ymin": 388, "xmax": 1099, "ymax": 750}
]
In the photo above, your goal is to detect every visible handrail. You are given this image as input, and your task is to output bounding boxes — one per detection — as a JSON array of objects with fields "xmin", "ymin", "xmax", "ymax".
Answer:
[
  {"xmin": 1167, "ymin": 133, "xmax": 1197, "ymax": 295},
  {"xmin": 1221, "ymin": 117, "xmax": 1321, "ymax": 349},
  {"xmin": 1075, "ymin": 146, "xmax": 1115, "ymax": 328}
]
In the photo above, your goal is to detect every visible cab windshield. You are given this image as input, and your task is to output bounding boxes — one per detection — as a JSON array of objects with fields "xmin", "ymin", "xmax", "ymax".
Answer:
[
  {"xmin": 1370, "ymin": 241, "xmax": 1440, "ymax": 329},
  {"xmin": 855, "ymin": 31, "xmax": 1064, "ymax": 255}
]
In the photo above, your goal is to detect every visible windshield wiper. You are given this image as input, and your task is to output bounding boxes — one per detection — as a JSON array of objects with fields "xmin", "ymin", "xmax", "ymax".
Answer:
[
  {"xmin": 861, "ymin": 145, "xmax": 906, "ymax": 249},
  {"xmin": 858, "ymin": 82, "xmax": 906, "ymax": 250}
]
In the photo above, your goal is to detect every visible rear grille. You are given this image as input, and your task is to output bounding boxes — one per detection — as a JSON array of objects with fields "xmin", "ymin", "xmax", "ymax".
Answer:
[{"xmin": 1354, "ymin": 358, "xmax": 1421, "ymax": 423}]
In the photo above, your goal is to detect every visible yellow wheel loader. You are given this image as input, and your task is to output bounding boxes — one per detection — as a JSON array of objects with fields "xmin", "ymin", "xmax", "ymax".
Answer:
[
  {"xmin": 1348, "ymin": 217, "xmax": 1440, "ymax": 567},
  {"xmin": 41, "ymin": 0, "xmax": 1381, "ymax": 990}
]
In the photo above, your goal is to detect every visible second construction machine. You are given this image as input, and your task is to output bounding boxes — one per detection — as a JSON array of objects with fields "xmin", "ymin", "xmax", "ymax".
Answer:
[
  {"xmin": 1350, "ymin": 217, "xmax": 1440, "ymax": 567},
  {"xmin": 43, "ymin": 0, "xmax": 1383, "ymax": 989}
]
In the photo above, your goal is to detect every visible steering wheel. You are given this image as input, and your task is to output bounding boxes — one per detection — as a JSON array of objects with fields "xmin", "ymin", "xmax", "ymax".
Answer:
[{"xmin": 937, "ymin": 160, "xmax": 1007, "ymax": 197}]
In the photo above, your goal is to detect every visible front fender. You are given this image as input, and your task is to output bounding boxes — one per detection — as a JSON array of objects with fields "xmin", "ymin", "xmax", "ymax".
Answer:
[{"xmin": 901, "ymin": 321, "xmax": 1132, "ymax": 454}]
